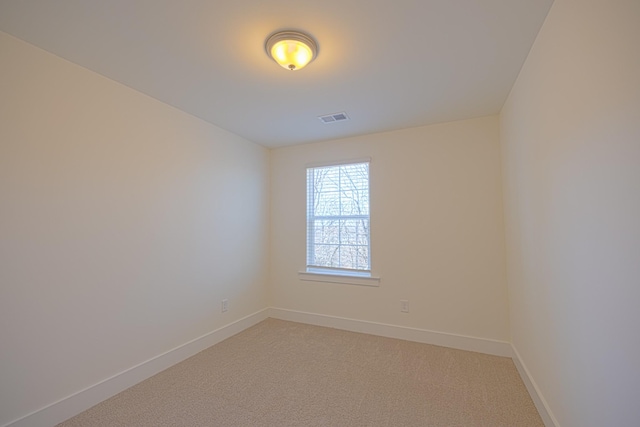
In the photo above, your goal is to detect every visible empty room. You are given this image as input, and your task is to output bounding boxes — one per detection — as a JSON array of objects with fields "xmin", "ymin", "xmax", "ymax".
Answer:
[{"xmin": 1, "ymin": 1, "xmax": 638, "ymax": 426}]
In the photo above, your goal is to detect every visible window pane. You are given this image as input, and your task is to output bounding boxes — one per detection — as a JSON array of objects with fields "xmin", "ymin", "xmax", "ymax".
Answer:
[
  {"xmin": 340, "ymin": 220, "xmax": 358, "ymax": 244},
  {"xmin": 339, "ymin": 245, "xmax": 358, "ymax": 269},
  {"xmin": 357, "ymin": 246, "xmax": 370, "ymax": 269},
  {"xmin": 313, "ymin": 244, "xmax": 340, "ymax": 267},
  {"xmin": 313, "ymin": 219, "xmax": 339, "ymax": 244},
  {"xmin": 314, "ymin": 168, "xmax": 339, "ymax": 192},
  {"xmin": 335, "ymin": 245, "xmax": 370, "ymax": 270},
  {"xmin": 340, "ymin": 190, "xmax": 369, "ymax": 215},
  {"xmin": 357, "ymin": 219, "xmax": 369, "ymax": 245},
  {"xmin": 340, "ymin": 165, "xmax": 368, "ymax": 190},
  {"xmin": 314, "ymin": 191, "xmax": 340, "ymax": 216}
]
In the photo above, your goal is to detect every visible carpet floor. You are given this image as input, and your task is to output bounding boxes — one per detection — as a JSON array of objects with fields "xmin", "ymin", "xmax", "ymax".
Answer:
[{"xmin": 56, "ymin": 318, "xmax": 544, "ymax": 426}]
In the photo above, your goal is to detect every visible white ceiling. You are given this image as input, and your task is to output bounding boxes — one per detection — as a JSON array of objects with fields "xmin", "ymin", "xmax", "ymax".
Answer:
[{"xmin": 0, "ymin": 0, "xmax": 553, "ymax": 147}]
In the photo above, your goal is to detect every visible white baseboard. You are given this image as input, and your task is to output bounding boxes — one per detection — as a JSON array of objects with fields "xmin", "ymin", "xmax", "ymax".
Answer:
[
  {"xmin": 268, "ymin": 307, "xmax": 512, "ymax": 357},
  {"xmin": 3, "ymin": 308, "xmax": 269, "ymax": 427},
  {"xmin": 511, "ymin": 345, "xmax": 560, "ymax": 427}
]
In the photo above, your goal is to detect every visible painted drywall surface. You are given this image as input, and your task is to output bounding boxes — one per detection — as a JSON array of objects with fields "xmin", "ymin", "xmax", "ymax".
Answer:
[
  {"xmin": 270, "ymin": 116, "xmax": 510, "ymax": 342},
  {"xmin": 0, "ymin": 32, "xmax": 269, "ymax": 425},
  {"xmin": 500, "ymin": 1, "xmax": 640, "ymax": 425}
]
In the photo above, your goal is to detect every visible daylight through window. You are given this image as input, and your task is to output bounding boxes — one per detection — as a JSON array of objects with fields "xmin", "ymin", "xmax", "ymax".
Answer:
[{"xmin": 306, "ymin": 161, "xmax": 370, "ymax": 274}]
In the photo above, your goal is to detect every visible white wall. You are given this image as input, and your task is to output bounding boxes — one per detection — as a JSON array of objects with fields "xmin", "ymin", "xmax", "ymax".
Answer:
[
  {"xmin": 0, "ymin": 32, "xmax": 269, "ymax": 426},
  {"xmin": 270, "ymin": 117, "xmax": 509, "ymax": 342},
  {"xmin": 500, "ymin": 0, "xmax": 640, "ymax": 426}
]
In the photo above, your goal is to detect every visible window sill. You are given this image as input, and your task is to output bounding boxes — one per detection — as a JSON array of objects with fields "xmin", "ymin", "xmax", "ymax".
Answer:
[{"xmin": 298, "ymin": 270, "xmax": 381, "ymax": 287}]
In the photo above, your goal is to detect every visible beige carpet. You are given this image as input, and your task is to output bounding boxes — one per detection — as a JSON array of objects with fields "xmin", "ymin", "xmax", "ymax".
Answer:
[{"xmin": 57, "ymin": 319, "xmax": 543, "ymax": 426}]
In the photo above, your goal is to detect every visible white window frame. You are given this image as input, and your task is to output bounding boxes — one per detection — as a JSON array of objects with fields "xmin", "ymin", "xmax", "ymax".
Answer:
[{"xmin": 299, "ymin": 158, "xmax": 380, "ymax": 286}]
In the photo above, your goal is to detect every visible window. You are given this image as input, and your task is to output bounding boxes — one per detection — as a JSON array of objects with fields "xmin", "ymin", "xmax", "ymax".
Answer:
[{"xmin": 306, "ymin": 160, "xmax": 371, "ymax": 277}]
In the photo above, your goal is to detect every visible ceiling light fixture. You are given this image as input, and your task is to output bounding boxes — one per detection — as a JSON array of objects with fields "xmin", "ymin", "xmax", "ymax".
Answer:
[{"xmin": 265, "ymin": 31, "xmax": 318, "ymax": 71}]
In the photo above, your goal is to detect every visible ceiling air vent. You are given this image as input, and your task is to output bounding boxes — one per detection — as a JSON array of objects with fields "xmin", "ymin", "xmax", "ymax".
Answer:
[{"xmin": 319, "ymin": 112, "xmax": 349, "ymax": 123}]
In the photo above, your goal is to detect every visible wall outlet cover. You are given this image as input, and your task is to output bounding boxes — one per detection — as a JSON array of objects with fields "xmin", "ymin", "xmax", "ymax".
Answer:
[{"xmin": 400, "ymin": 300, "xmax": 409, "ymax": 313}]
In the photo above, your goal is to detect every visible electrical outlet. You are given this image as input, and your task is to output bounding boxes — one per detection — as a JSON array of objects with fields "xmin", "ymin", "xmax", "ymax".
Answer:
[
  {"xmin": 400, "ymin": 300, "xmax": 409, "ymax": 313},
  {"xmin": 222, "ymin": 299, "xmax": 228, "ymax": 313}
]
